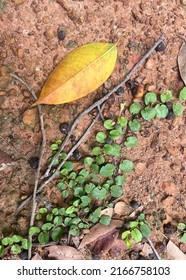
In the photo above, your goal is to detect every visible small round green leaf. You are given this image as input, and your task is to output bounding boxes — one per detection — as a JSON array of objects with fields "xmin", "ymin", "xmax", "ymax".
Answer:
[
  {"xmin": 121, "ymin": 230, "xmax": 131, "ymax": 240},
  {"xmin": 91, "ymin": 187, "xmax": 107, "ymax": 200},
  {"xmin": 38, "ymin": 231, "xmax": 49, "ymax": 245},
  {"xmin": 51, "ymin": 227, "xmax": 64, "ymax": 241},
  {"xmin": 46, "ymin": 213, "xmax": 54, "ymax": 221},
  {"xmin": 100, "ymin": 163, "xmax": 115, "ymax": 177},
  {"xmin": 131, "ymin": 228, "xmax": 143, "ymax": 242},
  {"xmin": 110, "ymin": 185, "xmax": 123, "ymax": 197},
  {"xmin": 66, "ymin": 206, "xmax": 76, "ymax": 215},
  {"xmin": 177, "ymin": 223, "xmax": 186, "ymax": 231},
  {"xmin": 61, "ymin": 189, "xmax": 70, "ymax": 199},
  {"xmin": 129, "ymin": 119, "xmax": 142, "ymax": 132},
  {"xmin": 62, "ymin": 161, "xmax": 74, "ymax": 172},
  {"xmin": 29, "ymin": 226, "xmax": 41, "ymax": 236},
  {"xmin": 109, "ymin": 129, "xmax": 120, "ymax": 140},
  {"xmin": 140, "ymin": 223, "xmax": 152, "ymax": 237},
  {"xmin": 129, "ymin": 103, "xmax": 141, "ymax": 115},
  {"xmin": 22, "ymin": 239, "xmax": 31, "ymax": 250},
  {"xmin": 172, "ymin": 103, "xmax": 184, "ymax": 116},
  {"xmin": 119, "ymin": 159, "xmax": 134, "ymax": 172},
  {"xmin": 155, "ymin": 104, "xmax": 168, "ymax": 118},
  {"xmin": 117, "ymin": 116, "xmax": 128, "ymax": 127},
  {"xmin": 104, "ymin": 119, "xmax": 114, "ymax": 130},
  {"xmin": 80, "ymin": 196, "xmax": 91, "ymax": 207},
  {"xmin": 144, "ymin": 92, "xmax": 157, "ymax": 105},
  {"xmin": 103, "ymin": 144, "xmax": 114, "ymax": 155},
  {"xmin": 180, "ymin": 233, "xmax": 186, "ymax": 242},
  {"xmin": 39, "ymin": 207, "xmax": 48, "ymax": 214},
  {"xmin": 100, "ymin": 215, "xmax": 111, "ymax": 225},
  {"xmin": 92, "ymin": 147, "xmax": 101, "ymax": 156},
  {"xmin": 11, "ymin": 244, "xmax": 21, "ymax": 254},
  {"xmin": 141, "ymin": 107, "xmax": 156, "ymax": 121},
  {"xmin": 115, "ymin": 175, "xmax": 126, "ymax": 185},
  {"xmin": 0, "ymin": 245, "xmax": 4, "ymax": 258},
  {"xmin": 84, "ymin": 157, "xmax": 94, "ymax": 166},
  {"xmin": 96, "ymin": 132, "xmax": 107, "ymax": 143},
  {"xmin": 41, "ymin": 223, "xmax": 53, "ymax": 231},
  {"xmin": 50, "ymin": 143, "xmax": 58, "ymax": 150},
  {"xmin": 2, "ymin": 237, "xmax": 13, "ymax": 246},
  {"xmin": 12, "ymin": 235, "xmax": 23, "ymax": 243},
  {"xmin": 90, "ymin": 163, "xmax": 100, "ymax": 173},
  {"xmin": 179, "ymin": 87, "xmax": 186, "ymax": 101},
  {"xmin": 160, "ymin": 90, "xmax": 173, "ymax": 103},
  {"xmin": 124, "ymin": 136, "xmax": 138, "ymax": 147},
  {"xmin": 110, "ymin": 143, "xmax": 121, "ymax": 157},
  {"xmin": 53, "ymin": 216, "xmax": 63, "ymax": 225},
  {"xmin": 96, "ymin": 155, "xmax": 105, "ymax": 165}
]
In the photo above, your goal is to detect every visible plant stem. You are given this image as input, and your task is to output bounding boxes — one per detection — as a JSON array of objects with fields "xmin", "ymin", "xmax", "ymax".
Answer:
[
  {"xmin": 10, "ymin": 73, "xmax": 46, "ymax": 260},
  {"xmin": 146, "ymin": 237, "xmax": 161, "ymax": 260}
]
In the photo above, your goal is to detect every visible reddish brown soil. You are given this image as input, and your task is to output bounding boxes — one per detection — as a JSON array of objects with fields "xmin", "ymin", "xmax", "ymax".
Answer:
[{"xmin": 0, "ymin": 0, "xmax": 186, "ymax": 259}]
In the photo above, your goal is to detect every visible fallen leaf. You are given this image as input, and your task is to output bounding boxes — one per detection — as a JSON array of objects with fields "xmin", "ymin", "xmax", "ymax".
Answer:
[
  {"xmin": 34, "ymin": 42, "xmax": 117, "ymax": 105},
  {"xmin": 167, "ymin": 240, "xmax": 186, "ymax": 260},
  {"xmin": 88, "ymin": 229, "xmax": 119, "ymax": 257},
  {"xmin": 47, "ymin": 245, "xmax": 84, "ymax": 260},
  {"xmin": 178, "ymin": 42, "xmax": 186, "ymax": 85},
  {"xmin": 78, "ymin": 219, "xmax": 123, "ymax": 249}
]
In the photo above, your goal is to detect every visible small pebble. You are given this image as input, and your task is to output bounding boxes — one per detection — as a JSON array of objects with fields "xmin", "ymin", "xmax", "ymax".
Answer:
[
  {"xmin": 28, "ymin": 157, "xmax": 39, "ymax": 169},
  {"xmin": 59, "ymin": 122, "xmax": 71, "ymax": 134},
  {"xmin": 125, "ymin": 79, "xmax": 135, "ymax": 88},
  {"xmin": 155, "ymin": 41, "xmax": 166, "ymax": 52},
  {"xmin": 57, "ymin": 27, "xmax": 66, "ymax": 41},
  {"xmin": 130, "ymin": 200, "xmax": 139, "ymax": 209},
  {"xmin": 72, "ymin": 149, "xmax": 81, "ymax": 160},
  {"xmin": 115, "ymin": 86, "xmax": 124, "ymax": 96},
  {"xmin": 106, "ymin": 95, "xmax": 115, "ymax": 106},
  {"xmin": 129, "ymin": 250, "xmax": 139, "ymax": 260}
]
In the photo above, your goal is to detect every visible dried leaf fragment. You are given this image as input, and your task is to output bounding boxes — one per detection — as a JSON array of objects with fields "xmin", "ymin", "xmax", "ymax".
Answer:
[
  {"xmin": 47, "ymin": 245, "xmax": 84, "ymax": 260},
  {"xmin": 78, "ymin": 219, "xmax": 123, "ymax": 249},
  {"xmin": 178, "ymin": 42, "xmax": 186, "ymax": 85},
  {"xmin": 34, "ymin": 42, "xmax": 117, "ymax": 105}
]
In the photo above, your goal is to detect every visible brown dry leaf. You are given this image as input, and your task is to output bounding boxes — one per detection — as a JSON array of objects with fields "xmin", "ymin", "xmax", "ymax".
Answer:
[
  {"xmin": 47, "ymin": 245, "xmax": 84, "ymax": 260},
  {"xmin": 34, "ymin": 42, "xmax": 117, "ymax": 105},
  {"xmin": 178, "ymin": 42, "xmax": 186, "ymax": 85},
  {"xmin": 167, "ymin": 240, "xmax": 186, "ymax": 260},
  {"xmin": 78, "ymin": 219, "xmax": 123, "ymax": 249},
  {"xmin": 88, "ymin": 229, "xmax": 119, "ymax": 257}
]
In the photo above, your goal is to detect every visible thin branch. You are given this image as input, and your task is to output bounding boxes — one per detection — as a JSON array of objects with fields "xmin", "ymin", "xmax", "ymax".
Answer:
[
  {"xmin": 16, "ymin": 109, "xmax": 102, "ymax": 213},
  {"xmin": 10, "ymin": 74, "xmax": 46, "ymax": 260},
  {"xmin": 146, "ymin": 237, "xmax": 161, "ymax": 260},
  {"xmin": 42, "ymin": 34, "xmax": 165, "ymax": 179},
  {"xmin": 16, "ymin": 34, "xmax": 165, "ymax": 213}
]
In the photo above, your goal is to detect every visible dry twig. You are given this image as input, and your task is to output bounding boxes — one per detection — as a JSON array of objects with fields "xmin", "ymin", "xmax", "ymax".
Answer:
[{"xmin": 10, "ymin": 74, "xmax": 46, "ymax": 259}]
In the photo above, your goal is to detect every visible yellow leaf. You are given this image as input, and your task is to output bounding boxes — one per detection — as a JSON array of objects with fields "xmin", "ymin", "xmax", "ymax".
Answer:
[{"xmin": 34, "ymin": 42, "xmax": 117, "ymax": 105}]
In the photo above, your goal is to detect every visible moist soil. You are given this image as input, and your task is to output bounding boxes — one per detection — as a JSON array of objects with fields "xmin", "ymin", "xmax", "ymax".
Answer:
[{"xmin": 0, "ymin": 0, "xmax": 186, "ymax": 260}]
